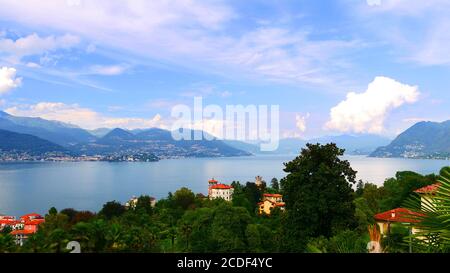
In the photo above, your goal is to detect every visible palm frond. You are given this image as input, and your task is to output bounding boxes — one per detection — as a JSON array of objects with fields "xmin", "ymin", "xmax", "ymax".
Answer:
[{"xmin": 404, "ymin": 168, "xmax": 450, "ymax": 252}]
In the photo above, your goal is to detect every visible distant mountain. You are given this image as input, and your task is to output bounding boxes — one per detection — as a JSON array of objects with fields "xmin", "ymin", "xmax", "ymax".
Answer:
[
  {"xmin": 0, "ymin": 111, "xmax": 95, "ymax": 146},
  {"xmin": 99, "ymin": 128, "xmax": 136, "ymax": 144},
  {"xmin": 310, "ymin": 134, "xmax": 391, "ymax": 155},
  {"xmin": 76, "ymin": 128, "xmax": 251, "ymax": 158},
  {"xmin": 88, "ymin": 128, "xmax": 111, "ymax": 138},
  {"xmin": 371, "ymin": 121, "xmax": 450, "ymax": 159},
  {"xmin": 231, "ymin": 134, "xmax": 390, "ymax": 155},
  {"xmin": 0, "ymin": 129, "xmax": 67, "ymax": 155},
  {"xmin": 223, "ymin": 140, "xmax": 261, "ymax": 154}
]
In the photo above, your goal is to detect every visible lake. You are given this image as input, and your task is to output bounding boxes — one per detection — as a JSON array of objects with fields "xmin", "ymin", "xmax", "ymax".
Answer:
[{"xmin": 0, "ymin": 155, "xmax": 449, "ymax": 216}]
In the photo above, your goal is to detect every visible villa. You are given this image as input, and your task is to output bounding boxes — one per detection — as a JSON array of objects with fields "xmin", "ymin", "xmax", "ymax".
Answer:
[
  {"xmin": 125, "ymin": 196, "xmax": 157, "ymax": 209},
  {"xmin": 208, "ymin": 178, "xmax": 234, "ymax": 201},
  {"xmin": 258, "ymin": 193, "xmax": 285, "ymax": 215},
  {"xmin": 374, "ymin": 183, "xmax": 440, "ymax": 236},
  {"xmin": 0, "ymin": 213, "xmax": 45, "ymax": 246}
]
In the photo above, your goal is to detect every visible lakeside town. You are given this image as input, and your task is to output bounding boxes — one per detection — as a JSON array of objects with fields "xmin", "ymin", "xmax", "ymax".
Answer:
[{"xmin": 0, "ymin": 151, "xmax": 160, "ymax": 162}]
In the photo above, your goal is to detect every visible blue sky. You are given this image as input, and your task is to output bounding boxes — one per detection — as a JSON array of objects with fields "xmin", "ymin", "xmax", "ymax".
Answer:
[{"xmin": 0, "ymin": 0, "xmax": 449, "ymax": 139}]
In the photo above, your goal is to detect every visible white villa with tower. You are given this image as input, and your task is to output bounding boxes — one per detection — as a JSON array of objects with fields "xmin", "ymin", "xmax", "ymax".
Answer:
[{"xmin": 208, "ymin": 178, "xmax": 234, "ymax": 201}]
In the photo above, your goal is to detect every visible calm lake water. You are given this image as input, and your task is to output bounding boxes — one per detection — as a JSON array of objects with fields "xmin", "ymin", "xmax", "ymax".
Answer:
[{"xmin": 0, "ymin": 155, "xmax": 449, "ymax": 216}]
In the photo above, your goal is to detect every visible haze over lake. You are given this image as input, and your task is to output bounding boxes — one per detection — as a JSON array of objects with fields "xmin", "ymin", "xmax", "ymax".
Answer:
[{"xmin": 1, "ymin": 155, "xmax": 448, "ymax": 216}]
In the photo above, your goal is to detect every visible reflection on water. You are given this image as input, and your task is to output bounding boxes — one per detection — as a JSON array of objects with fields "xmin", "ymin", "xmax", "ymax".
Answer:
[{"xmin": 0, "ymin": 155, "xmax": 448, "ymax": 216}]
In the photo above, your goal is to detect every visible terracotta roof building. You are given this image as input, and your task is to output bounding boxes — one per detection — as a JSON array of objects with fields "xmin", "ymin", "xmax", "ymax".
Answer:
[
  {"xmin": 259, "ymin": 193, "xmax": 285, "ymax": 215},
  {"xmin": 208, "ymin": 179, "xmax": 234, "ymax": 201},
  {"xmin": 414, "ymin": 183, "xmax": 441, "ymax": 194}
]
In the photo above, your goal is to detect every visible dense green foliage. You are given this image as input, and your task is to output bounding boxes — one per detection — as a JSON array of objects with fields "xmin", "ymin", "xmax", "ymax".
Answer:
[{"xmin": 280, "ymin": 143, "xmax": 358, "ymax": 252}]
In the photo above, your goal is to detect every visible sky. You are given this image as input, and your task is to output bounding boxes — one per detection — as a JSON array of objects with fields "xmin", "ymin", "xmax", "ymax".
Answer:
[{"xmin": 0, "ymin": 0, "xmax": 449, "ymax": 139}]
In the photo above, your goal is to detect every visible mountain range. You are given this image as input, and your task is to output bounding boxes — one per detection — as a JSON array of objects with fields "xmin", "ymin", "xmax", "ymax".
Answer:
[
  {"xmin": 0, "ymin": 111, "xmax": 250, "ymax": 158},
  {"xmin": 0, "ymin": 111, "xmax": 94, "ymax": 147},
  {"xmin": 1, "ymin": 110, "xmax": 448, "ymax": 159},
  {"xmin": 370, "ymin": 121, "xmax": 450, "ymax": 159},
  {"xmin": 0, "ymin": 129, "xmax": 67, "ymax": 155},
  {"xmin": 76, "ymin": 128, "xmax": 250, "ymax": 158},
  {"xmin": 225, "ymin": 134, "xmax": 391, "ymax": 155}
]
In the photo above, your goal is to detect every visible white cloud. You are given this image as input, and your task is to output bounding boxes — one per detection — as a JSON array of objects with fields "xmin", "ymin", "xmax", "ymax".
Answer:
[
  {"xmin": 0, "ymin": 33, "xmax": 79, "ymax": 64},
  {"xmin": 295, "ymin": 113, "xmax": 310, "ymax": 133},
  {"xmin": 366, "ymin": 0, "xmax": 381, "ymax": 6},
  {"xmin": 5, "ymin": 102, "xmax": 167, "ymax": 130},
  {"xmin": 359, "ymin": 0, "xmax": 450, "ymax": 66},
  {"xmin": 26, "ymin": 62, "xmax": 42, "ymax": 69},
  {"xmin": 0, "ymin": 1, "xmax": 358, "ymax": 86},
  {"xmin": 89, "ymin": 64, "xmax": 128, "ymax": 76},
  {"xmin": 220, "ymin": 91, "xmax": 232, "ymax": 98},
  {"xmin": 0, "ymin": 67, "xmax": 22, "ymax": 95},
  {"xmin": 325, "ymin": 76, "xmax": 419, "ymax": 134}
]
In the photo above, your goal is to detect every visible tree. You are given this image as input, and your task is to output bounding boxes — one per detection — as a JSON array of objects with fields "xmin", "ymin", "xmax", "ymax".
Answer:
[
  {"xmin": 361, "ymin": 183, "xmax": 385, "ymax": 213},
  {"xmin": 48, "ymin": 207, "xmax": 58, "ymax": 216},
  {"xmin": 178, "ymin": 222, "xmax": 193, "ymax": 251},
  {"xmin": 177, "ymin": 208, "xmax": 214, "ymax": 252},
  {"xmin": 379, "ymin": 171, "xmax": 436, "ymax": 212},
  {"xmin": 328, "ymin": 230, "xmax": 367, "ymax": 253},
  {"xmin": 355, "ymin": 180, "xmax": 364, "ymax": 197},
  {"xmin": 60, "ymin": 208, "xmax": 77, "ymax": 222},
  {"xmin": 354, "ymin": 197, "xmax": 375, "ymax": 233},
  {"xmin": 280, "ymin": 143, "xmax": 357, "ymax": 252},
  {"xmin": 243, "ymin": 182, "xmax": 262, "ymax": 213},
  {"xmin": 99, "ymin": 201, "xmax": 126, "ymax": 220},
  {"xmin": 135, "ymin": 195, "xmax": 154, "ymax": 215},
  {"xmin": 72, "ymin": 211, "xmax": 96, "ymax": 224},
  {"xmin": 0, "ymin": 234, "xmax": 16, "ymax": 253},
  {"xmin": 210, "ymin": 204, "xmax": 252, "ymax": 252},
  {"xmin": 173, "ymin": 187, "xmax": 196, "ymax": 210},
  {"xmin": 271, "ymin": 178, "xmax": 280, "ymax": 191},
  {"xmin": 48, "ymin": 228, "xmax": 68, "ymax": 253}
]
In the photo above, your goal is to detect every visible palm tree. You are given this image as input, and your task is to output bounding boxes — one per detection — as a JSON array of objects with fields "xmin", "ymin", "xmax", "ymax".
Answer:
[
  {"xmin": 405, "ymin": 167, "xmax": 450, "ymax": 252},
  {"xmin": 106, "ymin": 223, "xmax": 123, "ymax": 251},
  {"xmin": 47, "ymin": 228, "xmax": 68, "ymax": 253}
]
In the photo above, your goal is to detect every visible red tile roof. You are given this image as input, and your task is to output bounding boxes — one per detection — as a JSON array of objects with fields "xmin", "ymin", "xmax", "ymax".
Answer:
[
  {"xmin": 20, "ymin": 213, "xmax": 43, "ymax": 220},
  {"xmin": 210, "ymin": 184, "xmax": 233, "ymax": 190},
  {"xmin": 208, "ymin": 178, "xmax": 218, "ymax": 183},
  {"xmin": 374, "ymin": 208, "xmax": 424, "ymax": 223},
  {"xmin": 264, "ymin": 193, "xmax": 282, "ymax": 198},
  {"xmin": 0, "ymin": 216, "xmax": 16, "ymax": 220},
  {"xmin": 414, "ymin": 183, "xmax": 441, "ymax": 194},
  {"xmin": 0, "ymin": 219, "xmax": 20, "ymax": 225},
  {"xmin": 10, "ymin": 229, "xmax": 36, "ymax": 235},
  {"xmin": 23, "ymin": 219, "xmax": 45, "ymax": 225}
]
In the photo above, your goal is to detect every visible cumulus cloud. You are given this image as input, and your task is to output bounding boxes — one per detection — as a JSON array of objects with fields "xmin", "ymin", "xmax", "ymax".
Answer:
[
  {"xmin": 0, "ymin": 33, "xmax": 79, "ymax": 64},
  {"xmin": 0, "ymin": 67, "xmax": 22, "ymax": 95},
  {"xmin": 5, "ymin": 102, "xmax": 167, "ymax": 130},
  {"xmin": 325, "ymin": 76, "xmax": 419, "ymax": 134},
  {"xmin": 295, "ymin": 113, "xmax": 310, "ymax": 133}
]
